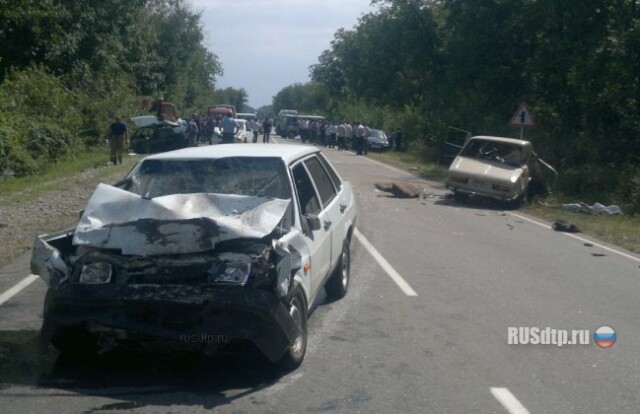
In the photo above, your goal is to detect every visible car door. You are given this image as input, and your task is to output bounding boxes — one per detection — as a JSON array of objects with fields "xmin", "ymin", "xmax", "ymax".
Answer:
[
  {"xmin": 291, "ymin": 159, "xmax": 332, "ymax": 300},
  {"xmin": 315, "ymin": 153, "xmax": 350, "ymax": 264},
  {"xmin": 301, "ymin": 155, "xmax": 343, "ymax": 296}
]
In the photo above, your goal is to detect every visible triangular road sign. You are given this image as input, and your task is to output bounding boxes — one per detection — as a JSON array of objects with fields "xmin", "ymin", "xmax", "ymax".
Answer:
[{"xmin": 509, "ymin": 103, "xmax": 536, "ymax": 127}]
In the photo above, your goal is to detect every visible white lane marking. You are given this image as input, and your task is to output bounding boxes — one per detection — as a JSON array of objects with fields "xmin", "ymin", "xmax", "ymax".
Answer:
[
  {"xmin": 0, "ymin": 274, "xmax": 39, "ymax": 307},
  {"xmin": 354, "ymin": 228, "xmax": 418, "ymax": 297},
  {"xmin": 491, "ymin": 387, "xmax": 531, "ymax": 414},
  {"xmin": 509, "ymin": 212, "xmax": 640, "ymax": 264}
]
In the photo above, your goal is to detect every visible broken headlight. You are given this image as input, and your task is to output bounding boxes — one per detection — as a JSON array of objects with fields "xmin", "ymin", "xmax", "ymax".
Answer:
[
  {"xmin": 208, "ymin": 253, "xmax": 253, "ymax": 286},
  {"xmin": 79, "ymin": 262, "xmax": 113, "ymax": 284}
]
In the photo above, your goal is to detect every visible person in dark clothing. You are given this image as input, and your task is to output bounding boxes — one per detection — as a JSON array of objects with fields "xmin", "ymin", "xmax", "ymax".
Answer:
[
  {"xmin": 262, "ymin": 119, "xmax": 272, "ymax": 143},
  {"xmin": 395, "ymin": 128, "xmax": 403, "ymax": 151},
  {"xmin": 109, "ymin": 116, "xmax": 128, "ymax": 165}
]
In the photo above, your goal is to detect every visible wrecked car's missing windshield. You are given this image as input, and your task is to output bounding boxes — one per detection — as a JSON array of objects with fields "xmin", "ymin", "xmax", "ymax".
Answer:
[{"xmin": 459, "ymin": 139, "xmax": 525, "ymax": 167}]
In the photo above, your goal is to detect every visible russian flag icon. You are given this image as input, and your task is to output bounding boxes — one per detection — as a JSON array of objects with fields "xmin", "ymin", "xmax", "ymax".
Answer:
[{"xmin": 594, "ymin": 326, "xmax": 616, "ymax": 348}]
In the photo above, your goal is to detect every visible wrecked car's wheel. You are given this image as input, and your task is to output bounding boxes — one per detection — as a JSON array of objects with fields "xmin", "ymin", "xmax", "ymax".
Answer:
[
  {"xmin": 326, "ymin": 240, "xmax": 350, "ymax": 300},
  {"xmin": 510, "ymin": 185, "xmax": 530, "ymax": 209},
  {"xmin": 276, "ymin": 284, "xmax": 308, "ymax": 370}
]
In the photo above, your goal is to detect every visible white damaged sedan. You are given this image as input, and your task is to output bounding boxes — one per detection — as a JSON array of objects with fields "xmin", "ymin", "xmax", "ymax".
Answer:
[{"xmin": 31, "ymin": 144, "xmax": 357, "ymax": 369}]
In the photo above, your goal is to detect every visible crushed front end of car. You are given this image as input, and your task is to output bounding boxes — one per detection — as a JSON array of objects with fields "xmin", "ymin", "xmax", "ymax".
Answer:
[{"xmin": 31, "ymin": 184, "xmax": 302, "ymax": 362}]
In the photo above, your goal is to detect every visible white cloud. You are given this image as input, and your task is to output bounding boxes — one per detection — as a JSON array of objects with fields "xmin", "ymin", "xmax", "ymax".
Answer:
[{"xmin": 189, "ymin": 0, "xmax": 377, "ymax": 108}]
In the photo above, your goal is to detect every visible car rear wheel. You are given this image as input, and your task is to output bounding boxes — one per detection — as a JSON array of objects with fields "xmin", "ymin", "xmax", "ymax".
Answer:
[
  {"xmin": 510, "ymin": 185, "xmax": 530, "ymax": 209},
  {"xmin": 275, "ymin": 284, "xmax": 307, "ymax": 371},
  {"xmin": 326, "ymin": 240, "xmax": 350, "ymax": 300}
]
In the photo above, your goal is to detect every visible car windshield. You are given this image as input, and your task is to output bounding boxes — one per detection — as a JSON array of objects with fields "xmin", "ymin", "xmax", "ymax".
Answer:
[
  {"xmin": 122, "ymin": 157, "xmax": 292, "ymax": 199},
  {"xmin": 460, "ymin": 139, "xmax": 524, "ymax": 167},
  {"xmin": 369, "ymin": 129, "xmax": 385, "ymax": 138}
]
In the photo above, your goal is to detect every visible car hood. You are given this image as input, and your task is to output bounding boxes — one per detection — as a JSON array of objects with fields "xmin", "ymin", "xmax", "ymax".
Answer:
[
  {"xmin": 73, "ymin": 183, "xmax": 292, "ymax": 256},
  {"xmin": 131, "ymin": 116, "xmax": 161, "ymax": 128},
  {"xmin": 449, "ymin": 156, "xmax": 523, "ymax": 183},
  {"xmin": 131, "ymin": 116, "xmax": 186, "ymax": 132}
]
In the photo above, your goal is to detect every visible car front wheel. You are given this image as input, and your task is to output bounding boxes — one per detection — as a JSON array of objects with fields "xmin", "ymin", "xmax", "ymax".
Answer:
[
  {"xmin": 326, "ymin": 240, "xmax": 350, "ymax": 300},
  {"xmin": 275, "ymin": 284, "xmax": 308, "ymax": 371}
]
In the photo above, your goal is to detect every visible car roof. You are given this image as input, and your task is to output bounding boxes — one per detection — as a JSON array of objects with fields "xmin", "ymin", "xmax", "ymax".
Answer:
[
  {"xmin": 470, "ymin": 135, "xmax": 531, "ymax": 147},
  {"xmin": 145, "ymin": 144, "xmax": 319, "ymax": 163}
]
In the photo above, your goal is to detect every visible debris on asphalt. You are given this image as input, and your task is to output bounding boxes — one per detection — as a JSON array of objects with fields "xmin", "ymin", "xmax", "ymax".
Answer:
[
  {"xmin": 506, "ymin": 223, "xmax": 514, "ymax": 230},
  {"xmin": 374, "ymin": 181, "xmax": 422, "ymax": 198},
  {"xmin": 591, "ymin": 253, "xmax": 607, "ymax": 257},
  {"xmin": 584, "ymin": 243, "xmax": 594, "ymax": 247},
  {"xmin": 552, "ymin": 220, "xmax": 580, "ymax": 233},
  {"xmin": 538, "ymin": 201, "xmax": 623, "ymax": 215}
]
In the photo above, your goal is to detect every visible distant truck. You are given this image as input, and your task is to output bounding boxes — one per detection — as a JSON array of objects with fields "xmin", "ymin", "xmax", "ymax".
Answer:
[
  {"xmin": 208, "ymin": 104, "xmax": 236, "ymax": 119},
  {"xmin": 136, "ymin": 96, "xmax": 178, "ymax": 122}
]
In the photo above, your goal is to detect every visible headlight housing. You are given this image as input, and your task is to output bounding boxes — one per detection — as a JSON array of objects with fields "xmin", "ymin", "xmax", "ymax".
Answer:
[
  {"xmin": 79, "ymin": 262, "xmax": 113, "ymax": 284},
  {"xmin": 208, "ymin": 253, "xmax": 253, "ymax": 286}
]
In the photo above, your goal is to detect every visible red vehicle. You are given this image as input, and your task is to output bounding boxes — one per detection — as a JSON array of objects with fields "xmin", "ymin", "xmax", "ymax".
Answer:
[{"xmin": 208, "ymin": 104, "xmax": 236, "ymax": 119}]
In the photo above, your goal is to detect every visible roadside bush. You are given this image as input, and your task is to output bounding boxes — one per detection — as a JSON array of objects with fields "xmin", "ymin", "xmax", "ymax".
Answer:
[
  {"xmin": 0, "ymin": 121, "xmax": 39, "ymax": 178},
  {"xmin": 556, "ymin": 163, "xmax": 619, "ymax": 201},
  {"xmin": 25, "ymin": 121, "xmax": 81, "ymax": 163},
  {"xmin": 616, "ymin": 162, "xmax": 640, "ymax": 215}
]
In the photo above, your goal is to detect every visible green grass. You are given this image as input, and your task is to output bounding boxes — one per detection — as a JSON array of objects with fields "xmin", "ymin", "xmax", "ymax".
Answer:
[
  {"xmin": 369, "ymin": 150, "xmax": 640, "ymax": 254},
  {"xmin": 523, "ymin": 200, "xmax": 640, "ymax": 253},
  {"xmin": 0, "ymin": 146, "xmax": 137, "ymax": 202}
]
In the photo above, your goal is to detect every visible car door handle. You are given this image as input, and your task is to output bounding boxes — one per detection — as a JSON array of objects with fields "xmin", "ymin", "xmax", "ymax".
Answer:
[
  {"xmin": 340, "ymin": 203, "xmax": 347, "ymax": 213},
  {"xmin": 324, "ymin": 220, "xmax": 332, "ymax": 230}
]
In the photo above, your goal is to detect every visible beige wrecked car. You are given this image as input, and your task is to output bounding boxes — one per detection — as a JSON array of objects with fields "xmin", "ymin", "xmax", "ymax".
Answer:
[{"xmin": 446, "ymin": 136, "xmax": 557, "ymax": 206}]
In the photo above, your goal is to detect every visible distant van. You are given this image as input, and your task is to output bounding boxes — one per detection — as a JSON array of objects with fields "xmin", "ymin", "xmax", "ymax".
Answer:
[{"xmin": 237, "ymin": 113, "xmax": 257, "ymax": 122}]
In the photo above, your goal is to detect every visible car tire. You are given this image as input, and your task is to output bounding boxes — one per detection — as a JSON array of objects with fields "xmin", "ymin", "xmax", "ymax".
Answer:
[
  {"xmin": 325, "ymin": 240, "xmax": 350, "ymax": 300},
  {"xmin": 510, "ymin": 185, "xmax": 530, "ymax": 209},
  {"xmin": 275, "ymin": 284, "xmax": 308, "ymax": 371}
]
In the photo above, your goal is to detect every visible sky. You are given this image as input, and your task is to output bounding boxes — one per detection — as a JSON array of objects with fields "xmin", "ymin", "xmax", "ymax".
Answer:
[{"xmin": 189, "ymin": 0, "xmax": 379, "ymax": 109}]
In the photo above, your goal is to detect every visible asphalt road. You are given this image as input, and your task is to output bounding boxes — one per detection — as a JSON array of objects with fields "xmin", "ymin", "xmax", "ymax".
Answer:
[{"xmin": 1, "ymin": 136, "xmax": 640, "ymax": 413}]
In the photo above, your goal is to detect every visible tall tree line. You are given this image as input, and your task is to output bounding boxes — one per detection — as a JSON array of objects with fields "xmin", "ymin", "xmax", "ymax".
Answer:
[
  {"xmin": 293, "ymin": 0, "xmax": 640, "ymax": 207},
  {"xmin": 0, "ymin": 0, "xmax": 245, "ymax": 178}
]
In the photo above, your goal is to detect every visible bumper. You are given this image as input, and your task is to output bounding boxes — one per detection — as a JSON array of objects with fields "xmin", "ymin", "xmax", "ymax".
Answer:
[
  {"xmin": 42, "ymin": 283, "xmax": 299, "ymax": 362},
  {"xmin": 446, "ymin": 184, "xmax": 521, "ymax": 202}
]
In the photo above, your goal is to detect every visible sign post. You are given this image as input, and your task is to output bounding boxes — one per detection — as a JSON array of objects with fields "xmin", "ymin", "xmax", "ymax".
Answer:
[{"xmin": 508, "ymin": 102, "xmax": 536, "ymax": 139}]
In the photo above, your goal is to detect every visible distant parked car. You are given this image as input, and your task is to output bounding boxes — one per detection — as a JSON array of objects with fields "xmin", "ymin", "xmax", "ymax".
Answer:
[
  {"xmin": 234, "ymin": 119, "xmax": 251, "ymax": 143},
  {"xmin": 446, "ymin": 136, "xmax": 557, "ymax": 206},
  {"xmin": 367, "ymin": 129, "xmax": 390, "ymax": 151}
]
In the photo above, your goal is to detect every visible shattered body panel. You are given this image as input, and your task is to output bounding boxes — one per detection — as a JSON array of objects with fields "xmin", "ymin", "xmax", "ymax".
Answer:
[
  {"xmin": 74, "ymin": 184, "xmax": 292, "ymax": 256},
  {"xmin": 42, "ymin": 282, "xmax": 299, "ymax": 361},
  {"xmin": 32, "ymin": 186, "xmax": 300, "ymax": 360}
]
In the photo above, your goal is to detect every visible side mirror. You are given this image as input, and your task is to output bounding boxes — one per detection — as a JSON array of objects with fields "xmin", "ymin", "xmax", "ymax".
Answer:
[{"xmin": 304, "ymin": 214, "xmax": 321, "ymax": 231}]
